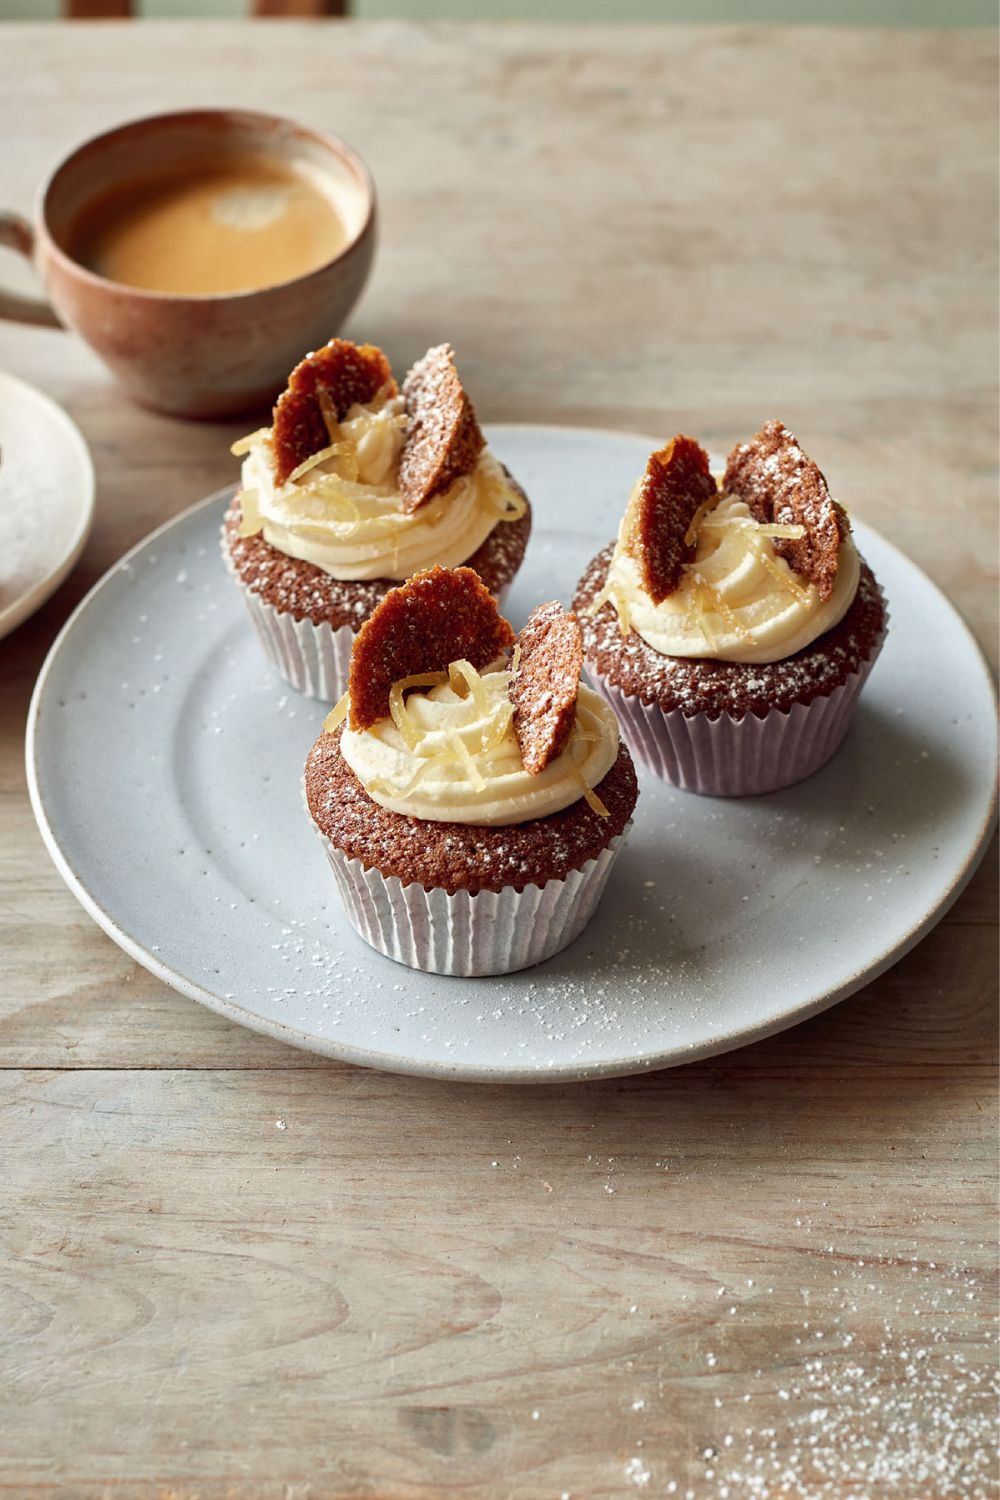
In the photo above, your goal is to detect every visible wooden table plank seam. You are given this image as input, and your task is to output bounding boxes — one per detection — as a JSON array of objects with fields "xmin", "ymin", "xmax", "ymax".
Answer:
[{"xmin": 0, "ymin": 19, "xmax": 996, "ymax": 1500}]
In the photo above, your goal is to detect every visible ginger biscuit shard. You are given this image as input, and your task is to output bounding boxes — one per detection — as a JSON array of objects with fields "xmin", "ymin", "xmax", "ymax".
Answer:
[
  {"xmin": 397, "ymin": 344, "xmax": 486, "ymax": 514},
  {"xmin": 510, "ymin": 602, "xmax": 584, "ymax": 776},
  {"xmin": 347, "ymin": 565, "xmax": 515, "ymax": 732},
  {"xmin": 624, "ymin": 436, "xmax": 718, "ymax": 605},
  {"xmin": 723, "ymin": 419, "xmax": 848, "ymax": 603},
  {"xmin": 272, "ymin": 339, "xmax": 396, "ymax": 485}
]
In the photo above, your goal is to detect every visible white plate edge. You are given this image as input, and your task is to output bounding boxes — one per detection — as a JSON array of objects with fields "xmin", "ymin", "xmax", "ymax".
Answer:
[
  {"xmin": 0, "ymin": 370, "xmax": 96, "ymax": 640},
  {"xmin": 23, "ymin": 427, "xmax": 1000, "ymax": 1084}
]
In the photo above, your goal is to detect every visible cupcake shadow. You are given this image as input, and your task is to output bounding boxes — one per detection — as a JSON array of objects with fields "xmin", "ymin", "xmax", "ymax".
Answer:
[
  {"xmin": 477, "ymin": 695, "xmax": 981, "ymax": 1009},
  {"xmin": 515, "ymin": 832, "xmax": 723, "ymax": 991},
  {"xmin": 757, "ymin": 697, "xmax": 978, "ymax": 845}
]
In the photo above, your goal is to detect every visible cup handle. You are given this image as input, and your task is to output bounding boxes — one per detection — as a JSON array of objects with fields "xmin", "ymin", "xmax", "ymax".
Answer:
[{"xmin": 0, "ymin": 210, "xmax": 63, "ymax": 329}]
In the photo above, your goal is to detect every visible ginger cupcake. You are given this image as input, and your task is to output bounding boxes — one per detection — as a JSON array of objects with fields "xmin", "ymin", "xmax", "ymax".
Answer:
[
  {"xmin": 223, "ymin": 339, "xmax": 530, "ymax": 700},
  {"xmin": 573, "ymin": 422, "xmax": 887, "ymax": 797},
  {"xmin": 304, "ymin": 566, "xmax": 638, "ymax": 976}
]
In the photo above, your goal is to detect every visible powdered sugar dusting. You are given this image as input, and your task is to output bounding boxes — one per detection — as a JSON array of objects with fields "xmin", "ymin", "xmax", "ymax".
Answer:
[
  {"xmin": 724, "ymin": 419, "xmax": 846, "ymax": 602},
  {"xmin": 575, "ymin": 545, "xmax": 886, "ymax": 720},
  {"xmin": 223, "ymin": 485, "xmax": 530, "ymax": 628},
  {"xmin": 398, "ymin": 343, "xmax": 485, "ymax": 512},
  {"xmin": 47, "ymin": 426, "xmax": 996, "ymax": 1095}
]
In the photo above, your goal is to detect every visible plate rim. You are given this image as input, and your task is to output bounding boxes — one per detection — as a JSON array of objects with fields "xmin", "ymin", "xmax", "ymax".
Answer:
[
  {"xmin": 0, "ymin": 369, "xmax": 96, "ymax": 641},
  {"xmin": 25, "ymin": 424, "xmax": 999, "ymax": 1083}
]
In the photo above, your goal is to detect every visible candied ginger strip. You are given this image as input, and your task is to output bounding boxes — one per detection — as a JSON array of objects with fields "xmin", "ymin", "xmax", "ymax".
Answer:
[
  {"xmin": 753, "ymin": 538, "xmax": 814, "ymax": 603},
  {"xmin": 317, "ymin": 388, "xmax": 342, "ymax": 445},
  {"xmin": 389, "ymin": 672, "xmax": 449, "ymax": 749},
  {"xmin": 480, "ymin": 475, "xmax": 528, "ymax": 521},
  {"xmin": 231, "ymin": 428, "xmax": 270, "ymax": 457},
  {"xmin": 751, "ymin": 521, "xmax": 807, "ymax": 540},
  {"xmin": 700, "ymin": 517, "xmax": 807, "ymax": 542},
  {"xmin": 683, "ymin": 496, "xmax": 718, "ymax": 548},
  {"xmin": 481, "ymin": 702, "xmax": 514, "ymax": 754},
  {"xmin": 448, "ymin": 658, "xmax": 490, "ymax": 714},
  {"xmin": 301, "ymin": 473, "xmax": 375, "ymax": 508},
  {"xmin": 370, "ymin": 757, "xmax": 431, "ymax": 801},
  {"xmin": 691, "ymin": 577, "xmax": 718, "ymax": 652},
  {"xmin": 367, "ymin": 380, "xmax": 399, "ymax": 414},
  {"xmin": 698, "ymin": 579, "xmax": 758, "ymax": 645},
  {"xmin": 587, "ymin": 579, "xmax": 632, "ymax": 635},
  {"xmin": 448, "ymin": 731, "xmax": 487, "ymax": 793},
  {"xmin": 323, "ymin": 693, "xmax": 350, "ymax": 734},
  {"xmin": 292, "ymin": 485, "xmax": 362, "ymax": 541},
  {"xmin": 580, "ymin": 781, "xmax": 611, "ymax": 817},
  {"xmin": 288, "ymin": 443, "xmax": 352, "ymax": 484},
  {"xmin": 236, "ymin": 489, "xmax": 264, "ymax": 538},
  {"xmin": 569, "ymin": 737, "xmax": 610, "ymax": 817}
]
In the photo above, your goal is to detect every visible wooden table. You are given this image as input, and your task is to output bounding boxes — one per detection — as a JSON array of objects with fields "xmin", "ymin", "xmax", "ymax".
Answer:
[{"xmin": 2, "ymin": 21, "xmax": 996, "ymax": 1499}]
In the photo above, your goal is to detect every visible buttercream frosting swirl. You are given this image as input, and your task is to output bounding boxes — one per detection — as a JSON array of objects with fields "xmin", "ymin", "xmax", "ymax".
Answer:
[
  {"xmin": 234, "ymin": 395, "xmax": 523, "ymax": 582},
  {"xmin": 599, "ymin": 491, "xmax": 859, "ymax": 665},
  {"xmin": 338, "ymin": 661, "xmax": 619, "ymax": 826}
]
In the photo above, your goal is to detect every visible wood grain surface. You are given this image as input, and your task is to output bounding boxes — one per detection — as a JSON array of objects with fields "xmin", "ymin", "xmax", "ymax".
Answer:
[{"xmin": 0, "ymin": 21, "xmax": 996, "ymax": 1500}]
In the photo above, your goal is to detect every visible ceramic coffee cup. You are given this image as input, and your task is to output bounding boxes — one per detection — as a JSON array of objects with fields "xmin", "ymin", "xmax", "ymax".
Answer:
[{"xmin": 0, "ymin": 109, "xmax": 376, "ymax": 419}]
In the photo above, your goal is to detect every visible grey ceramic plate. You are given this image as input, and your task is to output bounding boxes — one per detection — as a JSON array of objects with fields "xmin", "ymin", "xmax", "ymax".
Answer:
[
  {"xmin": 0, "ymin": 370, "xmax": 94, "ymax": 640},
  {"xmin": 26, "ymin": 425, "xmax": 998, "ymax": 1082}
]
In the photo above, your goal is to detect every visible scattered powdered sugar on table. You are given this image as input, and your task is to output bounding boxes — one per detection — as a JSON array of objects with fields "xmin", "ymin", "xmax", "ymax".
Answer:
[
  {"xmin": 625, "ymin": 1453, "xmax": 652, "ymax": 1488},
  {"xmin": 609, "ymin": 1242, "xmax": 997, "ymax": 1499},
  {"xmin": 449, "ymin": 1165, "xmax": 995, "ymax": 1495}
]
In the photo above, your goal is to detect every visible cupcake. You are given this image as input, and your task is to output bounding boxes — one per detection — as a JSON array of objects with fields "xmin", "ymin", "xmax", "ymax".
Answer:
[
  {"xmin": 223, "ymin": 338, "xmax": 531, "ymax": 700},
  {"xmin": 573, "ymin": 422, "xmax": 887, "ymax": 797},
  {"xmin": 304, "ymin": 565, "xmax": 638, "ymax": 976}
]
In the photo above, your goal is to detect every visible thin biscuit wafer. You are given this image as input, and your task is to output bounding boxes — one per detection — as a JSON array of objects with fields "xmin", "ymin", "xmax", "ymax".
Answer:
[
  {"xmin": 723, "ymin": 419, "xmax": 848, "ymax": 603},
  {"xmin": 398, "ymin": 344, "xmax": 485, "ymax": 514},
  {"xmin": 509, "ymin": 602, "xmax": 584, "ymax": 776},
  {"xmin": 624, "ymin": 436, "xmax": 717, "ymax": 604},
  {"xmin": 272, "ymin": 339, "xmax": 396, "ymax": 484},
  {"xmin": 348, "ymin": 565, "xmax": 515, "ymax": 731}
]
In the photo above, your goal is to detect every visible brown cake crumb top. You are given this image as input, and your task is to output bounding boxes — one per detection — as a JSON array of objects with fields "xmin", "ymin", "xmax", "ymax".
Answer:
[
  {"xmin": 723, "ymin": 419, "xmax": 848, "ymax": 603},
  {"xmin": 623, "ymin": 436, "xmax": 717, "ymax": 605},
  {"xmin": 398, "ymin": 344, "xmax": 485, "ymax": 514},
  {"xmin": 272, "ymin": 339, "xmax": 396, "ymax": 485},
  {"xmin": 222, "ymin": 481, "xmax": 531, "ymax": 630},
  {"xmin": 347, "ymin": 565, "xmax": 515, "ymax": 731},
  {"xmin": 306, "ymin": 729, "xmax": 638, "ymax": 895},
  {"xmin": 509, "ymin": 602, "xmax": 584, "ymax": 776},
  {"xmin": 575, "ymin": 543, "xmax": 886, "ymax": 720}
]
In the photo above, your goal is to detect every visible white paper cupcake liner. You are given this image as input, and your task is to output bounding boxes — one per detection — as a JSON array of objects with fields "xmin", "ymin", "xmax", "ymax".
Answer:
[
  {"xmin": 590, "ymin": 630, "xmax": 886, "ymax": 797},
  {"xmin": 220, "ymin": 528, "xmax": 353, "ymax": 701},
  {"xmin": 223, "ymin": 525, "xmax": 513, "ymax": 702},
  {"xmin": 237, "ymin": 579, "xmax": 356, "ymax": 702},
  {"xmin": 314, "ymin": 823, "xmax": 632, "ymax": 976}
]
